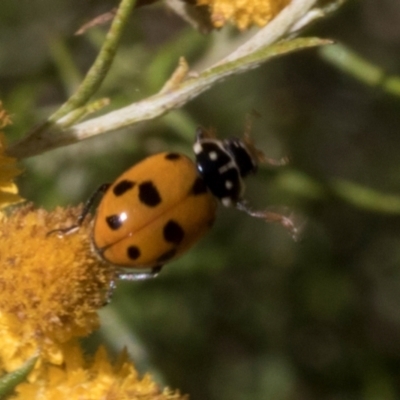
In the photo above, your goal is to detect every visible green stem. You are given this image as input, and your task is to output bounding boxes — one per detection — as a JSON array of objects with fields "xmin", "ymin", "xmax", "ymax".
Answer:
[
  {"xmin": 330, "ymin": 178, "xmax": 400, "ymax": 214},
  {"xmin": 319, "ymin": 43, "xmax": 400, "ymax": 97},
  {"xmin": 49, "ymin": 0, "xmax": 136, "ymax": 122},
  {"xmin": 276, "ymin": 170, "xmax": 400, "ymax": 215},
  {"xmin": 48, "ymin": 37, "xmax": 82, "ymax": 95}
]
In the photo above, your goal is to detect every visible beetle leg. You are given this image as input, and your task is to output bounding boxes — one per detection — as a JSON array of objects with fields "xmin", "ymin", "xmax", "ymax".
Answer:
[
  {"xmin": 117, "ymin": 265, "xmax": 163, "ymax": 281},
  {"xmin": 102, "ymin": 278, "xmax": 118, "ymax": 306},
  {"xmin": 102, "ymin": 266, "xmax": 163, "ymax": 304},
  {"xmin": 47, "ymin": 183, "xmax": 111, "ymax": 237},
  {"xmin": 235, "ymin": 200, "xmax": 305, "ymax": 241}
]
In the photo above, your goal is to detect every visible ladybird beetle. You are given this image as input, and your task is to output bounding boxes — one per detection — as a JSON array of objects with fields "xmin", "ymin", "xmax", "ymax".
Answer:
[
  {"xmin": 52, "ymin": 124, "xmax": 300, "ymax": 281},
  {"xmin": 52, "ymin": 152, "xmax": 217, "ymax": 280}
]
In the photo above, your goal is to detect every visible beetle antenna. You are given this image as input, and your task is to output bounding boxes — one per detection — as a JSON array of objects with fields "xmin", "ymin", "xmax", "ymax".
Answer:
[
  {"xmin": 242, "ymin": 113, "xmax": 289, "ymax": 167},
  {"xmin": 196, "ymin": 125, "xmax": 217, "ymax": 140}
]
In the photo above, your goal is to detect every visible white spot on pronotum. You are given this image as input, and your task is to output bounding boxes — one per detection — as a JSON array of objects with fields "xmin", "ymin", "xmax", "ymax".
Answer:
[
  {"xmin": 219, "ymin": 160, "xmax": 236, "ymax": 174},
  {"xmin": 209, "ymin": 151, "xmax": 218, "ymax": 161},
  {"xmin": 225, "ymin": 180, "xmax": 233, "ymax": 189},
  {"xmin": 193, "ymin": 142, "xmax": 203, "ymax": 154},
  {"xmin": 222, "ymin": 197, "xmax": 233, "ymax": 207}
]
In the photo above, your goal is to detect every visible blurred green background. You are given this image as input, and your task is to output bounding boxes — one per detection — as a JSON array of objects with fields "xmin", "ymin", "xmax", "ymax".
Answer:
[{"xmin": 2, "ymin": 0, "xmax": 400, "ymax": 399}]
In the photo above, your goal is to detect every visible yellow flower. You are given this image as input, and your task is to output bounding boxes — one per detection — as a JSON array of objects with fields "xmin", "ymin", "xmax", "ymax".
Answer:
[
  {"xmin": 197, "ymin": 0, "xmax": 291, "ymax": 30},
  {"xmin": 0, "ymin": 102, "xmax": 23, "ymax": 208},
  {"xmin": 0, "ymin": 205, "xmax": 187, "ymax": 399},
  {"xmin": 13, "ymin": 342, "xmax": 187, "ymax": 400},
  {"xmin": 0, "ymin": 205, "xmax": 113, "ymax": 372}
]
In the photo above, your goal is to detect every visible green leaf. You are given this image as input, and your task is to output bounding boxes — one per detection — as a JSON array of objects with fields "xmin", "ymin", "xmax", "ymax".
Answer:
[{"xmin": 0, "ymin": 356, "xmax": 38, "ymax": 399}]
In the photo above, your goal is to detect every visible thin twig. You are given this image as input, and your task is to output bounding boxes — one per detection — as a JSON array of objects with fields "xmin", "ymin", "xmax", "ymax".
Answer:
[
  {"xmin": 8, "ymin": 0, "xmax": 346, "ymax": 159},
  {"xmin": 49, "ymin": 0, "xmax": 136, "ymax": 122},
  {"xmin": 8, "ymin": 38, "xmax": 331, "ymax": 159}
]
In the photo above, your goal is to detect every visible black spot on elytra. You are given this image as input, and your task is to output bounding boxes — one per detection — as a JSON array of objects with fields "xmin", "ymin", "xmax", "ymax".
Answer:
[
  {"xmin": 163, "ymin": 220, "xmax": 184, "ymax": 244},
  {"xmin": 113, "ymin": 180, "xmax": 135, "ymax": 196},
  {"xmin": 106, "ymin": 214, "xmax": 123, "ymax": 230},
  {"xmin": 138, "ymin": 181, "xmax": 161, "ymax": 207},
  {"xmin": 127, "ymin": 245, "xmax": 141, "ymax": 260},
  {"xmin": 190, "ymin": 177, "xmax": 208, "ymax": 195},
  {"xmin": 165, "ymin": 153, "xmax": 181, "ymax": 160},
  {"xmin": 156, "ymin": 248, "xmax": 177, "ymax": 263}
]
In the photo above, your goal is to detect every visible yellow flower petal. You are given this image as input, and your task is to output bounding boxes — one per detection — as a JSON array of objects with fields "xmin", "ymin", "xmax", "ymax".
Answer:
[{"xmin": 13, "ymin": 343, "xmax": 187, "ymax": 400}]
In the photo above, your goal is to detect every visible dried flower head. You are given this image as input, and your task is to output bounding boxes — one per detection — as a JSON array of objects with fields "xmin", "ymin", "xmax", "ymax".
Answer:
[
  {"xmin": 0, "ymin": 205, "xmax": 113, "ymax": 372},
  {"xmin": 197, "ymin": 0, "xmax": 291, "ymax": 30}
]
